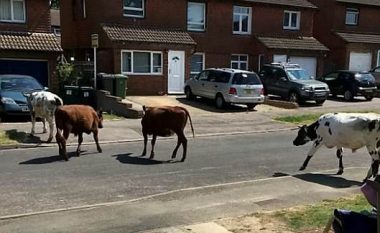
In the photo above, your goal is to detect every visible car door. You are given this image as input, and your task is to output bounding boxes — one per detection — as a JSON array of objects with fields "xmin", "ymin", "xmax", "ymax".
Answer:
[
  {"xmin": 259, "ymin": 66, "xmax": 275, "ymax": 94},
  {"xmin": 320, "ymin": 72, "xmax": 339, "ymax": 95},
  {"xmin": 191, "ymin": 70, "xmax": 209, "ymax": 97},
  {"xmin": 337, "ymin": 72, "xmax": 351, "ymax": 95},
  {"xmin": 272, "ymin": 68, "xmax": 291, "ymax": 97},
  {"xmin": 203, "ymin": 70, "xmax": 218, "ymax": 98}
]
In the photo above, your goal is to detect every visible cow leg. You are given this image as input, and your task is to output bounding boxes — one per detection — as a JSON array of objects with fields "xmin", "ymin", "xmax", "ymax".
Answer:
[
  {"xmin": 42, "ymin": 118, "xmax": 47, "ymax": 133},
  {"xmin": 56, "ymin": 129, "xmax": 69, "ymax": 161},
  {"xmin": 149, "ymin": 135, "xmax": 157, "ymax": 159},
  {"xmin": 299, "ymin": 138, "xmax": 323, "ymax": 171},
  {"xmin": 171, "ymin": 136, "xmax": 181, "ymax": 160},
  {"xmin": 336, "ymin": 148, "xmax": 344, "ymax": 175},
  {"xmin": 365, "ymin": 145, "xmax": 379, "ymax": 180},
  {"xmin": 142, "ymin": 132, "xmax": 148, "ymax": 156},
  {"xmin": 46, "ymin": 118, "xmax": 54, "ymax": 143},
  {"xmin": 30, "ymin": 112, "xmax": 36, "ymax": 136},
  {"xmin": 76, "ymin": 133, "xmax": 83, "ymax": 156},
  {"xmin": 93, "ymin": 129, "xmax": 102, "ymax": 153},
  {"xmin": 60, "ymin": 128, "xmax": 70, "ymax": 161},
  {"xmin": 179, "ymin": 131, "xmax": 188, "ymax": 162}
]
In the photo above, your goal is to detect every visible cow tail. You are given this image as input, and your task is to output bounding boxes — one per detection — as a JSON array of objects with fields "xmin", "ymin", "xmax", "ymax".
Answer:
[{"xmin": 184, "ymin": 108, "xmax": 195, "ymax": 138}]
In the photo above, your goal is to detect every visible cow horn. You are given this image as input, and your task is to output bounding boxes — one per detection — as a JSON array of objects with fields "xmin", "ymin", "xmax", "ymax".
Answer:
[{"xmin": 142, "ymin": 105, "xmax": 146, "ymax": 112}]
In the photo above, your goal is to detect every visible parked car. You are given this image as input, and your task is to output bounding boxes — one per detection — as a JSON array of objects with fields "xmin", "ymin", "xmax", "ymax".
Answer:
[
  {"xmin": 317, "ymin": 70, "xmax": 377, "ymax": 101},
  {"xmin": 258, "ymin": 63, "xmax": 330, "ymax": 105},
  {"xmin": 184, "ymin": 68, "xmax": 265, "ymax": 109},
  {"xmin": 369, "ymin": 66, "xmax": 380, "ymax": 89},
  {"xmin": 0, "ymin": 74, "xmax": 44, "ymax": 120}
]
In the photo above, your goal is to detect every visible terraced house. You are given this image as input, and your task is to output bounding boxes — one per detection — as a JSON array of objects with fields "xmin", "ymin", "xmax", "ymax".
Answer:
[
  {"xmin": 0, "ymin": 0, "xmax": 63, "ymax": 89},
  {"xmin": 309, "ymin": 0, "xmax": 380, "ymax": 72},
  {"xmin": 61, "ymin": 0, "xmax": 328, "ymax": 95}
]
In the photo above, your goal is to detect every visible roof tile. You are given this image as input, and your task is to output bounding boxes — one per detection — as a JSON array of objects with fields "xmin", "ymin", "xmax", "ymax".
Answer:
[
  {"xmin": 243, "ymin": 0, "xmax": 317, "ymax": 8},
  {"xmin": 0, "ymin": 31, "xmax": 62, "ymax": 52},
  {"xmin": 336, "ymin": 32, "xmax": 380, "ymax": 44},
  {"xmin": 102, "ymin": 24, "xmax": 196, "ymax": 45},
  {"xmin": 336, "ymin": 0, "xmax": 380, "ymax": 7},
  {"xmin": 257, "ymin": 36, "xmax": 329, "ymax": 51}
]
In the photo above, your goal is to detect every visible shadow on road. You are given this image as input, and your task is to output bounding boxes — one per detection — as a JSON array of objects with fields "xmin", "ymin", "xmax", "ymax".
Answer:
[
  {"xmin": 19, "ymin": 151, "xmax": 97, "ymax": 164},
  {"xmin": 272, "ymin": 172, "xmax": 362, "ymax": 188},
  {"xmin": 113, "ymin": 153, "xmax": 179, "ymax": 165},
  {"xmin": 176, "ymin": 97, "xmax": 255, "ymax": 113},
  {"xmin": 5, "ymin": 129, "xmax": 42, "ymax": 144}
]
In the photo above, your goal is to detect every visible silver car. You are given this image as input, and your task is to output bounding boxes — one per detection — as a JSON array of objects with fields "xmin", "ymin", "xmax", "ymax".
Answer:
[{"xmin": 184, "ymin": 68, "xmax": 265, "ymax": 109}]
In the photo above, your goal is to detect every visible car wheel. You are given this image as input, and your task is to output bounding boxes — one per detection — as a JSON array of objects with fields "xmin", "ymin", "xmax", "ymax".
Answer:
[
  {"xmin": 315, "ymin": 99, "xmax": 325, "ymax": 105},
  {"xmin": 365, "ymin": 95, "xmax": 374, "ymax": 101},
  {"xmin": 343, "ymin": 90, "xmax": 353, "ymax": 101},
  {"xmin": 246, "ymin": 104, "xmax": 257, "ymax": 110},
  {"xmin": 185, "ymin": 87, "xmax": 195, "ymax": 100},
  {"xmin": 288, "ymin": 92, "xmax": 299, "ymax": 103},
  {"xmin": 215, "ymin": 94, "xmax": 225, "ymax": 109}
]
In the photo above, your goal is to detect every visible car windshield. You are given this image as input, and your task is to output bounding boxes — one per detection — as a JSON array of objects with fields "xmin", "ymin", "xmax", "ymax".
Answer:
[
  {"xmin": 355, "ymin": 73, "xmax": 375, "ymax": 81},
  {"xmin": 286, "ymin": 69, "xmax": 313, "ymax": 81},
  {"xmin": 232, "ymin": 73, "xmax": 261, "ymax": 85},
  {"xmin": 0, "ymin": 77, "xmax": 42, "ymax": 91}
]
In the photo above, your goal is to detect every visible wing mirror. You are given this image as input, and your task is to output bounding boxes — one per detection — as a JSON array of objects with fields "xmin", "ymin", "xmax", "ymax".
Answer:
[{"xmin": 280, "ymin": 77, "xmax": 287, "ymax": 81}]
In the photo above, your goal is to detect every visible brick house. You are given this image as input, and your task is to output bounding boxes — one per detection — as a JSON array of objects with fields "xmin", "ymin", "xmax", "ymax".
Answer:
[
  {"xmin": 0, "ymin": 0, "xmax": 63, "ymax": 90},
  {"xmin": 61, "ymin": 0, "xmax": 328, "ymax": 95},
  {"xmin": 309, "ymin": 0, "xmax": 380, "ymax": 72}
]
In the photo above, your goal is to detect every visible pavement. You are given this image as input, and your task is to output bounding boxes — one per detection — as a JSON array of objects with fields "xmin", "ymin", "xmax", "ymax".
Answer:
[{"xmin": 1, "ymin": 95, "xmax": 379, "ymax": 232}]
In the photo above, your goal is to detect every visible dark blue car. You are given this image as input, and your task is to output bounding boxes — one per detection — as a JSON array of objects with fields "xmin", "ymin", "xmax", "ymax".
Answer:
[{"xmin": 0, "ymin": 74, "xmax": 44, "ymax": 120}]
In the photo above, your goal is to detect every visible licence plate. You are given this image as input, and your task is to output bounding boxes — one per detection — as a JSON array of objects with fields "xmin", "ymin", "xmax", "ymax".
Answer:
[
  {"xmin": 245, "ymin": 89, "xmax": 252, "ymax": 94},
  {"xmin": 365, "ymin": 90, "xmax": 373, "ymax": 93},
  {"xmin": 21, "ymin": 107, "xmax": 29, "ymax": 112}
]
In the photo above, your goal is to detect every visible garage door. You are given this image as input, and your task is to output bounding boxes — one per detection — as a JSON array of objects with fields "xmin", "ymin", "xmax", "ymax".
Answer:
[
  {"xmin": 0, "ymin": 59, "xmax": 49, "ymax": 87},
  {"xmin": 349, "ymin": 52, "xmax": 372, "ymax": 71},
  {"xmin": 289, "ymin": 56, "xmax": 317, "ymax": 78}
]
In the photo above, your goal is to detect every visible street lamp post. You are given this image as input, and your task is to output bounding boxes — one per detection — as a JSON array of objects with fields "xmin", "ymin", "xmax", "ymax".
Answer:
[{"xmin": 91, "ymin": 34, "xmax": 99, "ymax": 89}]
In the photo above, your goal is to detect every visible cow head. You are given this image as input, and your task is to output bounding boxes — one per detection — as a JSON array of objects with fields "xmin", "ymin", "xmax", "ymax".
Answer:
[{"xmin": 293, "ymin": 125, "xmax": 310, "ymax": 146}]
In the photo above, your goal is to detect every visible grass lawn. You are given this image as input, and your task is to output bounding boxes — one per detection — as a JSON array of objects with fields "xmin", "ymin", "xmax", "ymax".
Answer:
[{"xmin": 0, "ymin": 130, "xmax": 21, "ymax": 146}]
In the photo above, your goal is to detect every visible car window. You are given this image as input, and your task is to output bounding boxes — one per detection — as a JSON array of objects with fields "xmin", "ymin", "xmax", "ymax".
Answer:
[
  {"xmin": 207, "ymin": 71, "xmax": 218, "ymax": 82},
  {"xmin": 355, "ymin": 73, "xmax": 375, "ymax": 81},
  {"xmin": 0, "ymin": 77, "xmax": 42, "ymax": 91},
  {"xmin": 273, "ymin": 68, "xmax": 287, "ymax": 80},
  {"xmin": 323, "ymin": 72, "xmax": 338, "ymax": 81},
  {"xmin": 198, "ymin": 71, "xmax": 208, "ymax": 81},
  {"xmin": 259, "ymin": 67, "xmax": 271, "ymax": 78},
  {"xmin": 214, "ymin": 71, "xmax": 230, "ymax": 83},
  {"xmin": 286, "ymin": 69, "xmax": 312, "ymax": 81},
  {"xmin": 338, "ymin": 72, "xmax": 351, "ymax": 81},
  {"xmin": 232, "ymin": 73, "xmax": 261, "ymax": 85}
]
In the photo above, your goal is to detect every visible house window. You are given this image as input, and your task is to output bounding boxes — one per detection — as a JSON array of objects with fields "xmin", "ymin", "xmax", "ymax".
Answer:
[
  {"xmin": 345, "ymin": 8, "xmax": 359, "ymax": 25},
  {"xmin": 190, "ymin": 53, "xmax": 205, "ymax": 79},
  {"xmin": 283, "ymin": 10, "xmax": 300, "ymax": 30},
  {"xmin": 121, "ymin": 51, "xmax": 162, "ymax": 74},
  {"xmin": 0, "ymin": 0, "xmax": 25, "ymax": 22},
  {"xmin": 231, "ymin": 54, "xmax": 248, "ymax": 70},
  {"xmin": 233, "ymin": 6, "xmax": 251, "ymax": 34},
  {"xmin": 123, "ymin": 0, "xmax": 144, "ymax": 18},
  {"xmin": 187, "ymin": 2, "xmax": 205, "ymax": 31}
]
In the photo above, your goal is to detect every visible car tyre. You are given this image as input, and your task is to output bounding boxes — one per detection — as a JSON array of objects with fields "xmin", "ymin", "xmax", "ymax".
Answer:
[
  {"xmin": 288, "ymin": 92, "xmax": 299, "ymax": 103},
  {"xmin": 343, "ymin": 90, "xmax": 354, "ymax": 101},
  {"xmin": 315, "ymin": 99, "xmax": 325, "ymax": 105},
  {"xmin": 365, "ymin": 95, "xmax": 374, "ymax": 101},
  {"xmin": 185, "ymin": 87, "xmax": 195, "ymax": 100},
  {"xmin": 215, "ymin": 94, "xmax": 225, "ymax": 109},
  {"xmin": 246, "ymin": 104, "xmax": 257, "ymax": 110}
]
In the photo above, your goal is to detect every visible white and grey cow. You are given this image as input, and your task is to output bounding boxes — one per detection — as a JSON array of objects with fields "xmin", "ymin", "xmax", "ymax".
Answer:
[
  {"xmin": 24, "ymin": 91, "xmax": 63, "ymax": 142},
  {"xmin": 293, "ymin": 112, "xmax": 380, "ymax": 181}
]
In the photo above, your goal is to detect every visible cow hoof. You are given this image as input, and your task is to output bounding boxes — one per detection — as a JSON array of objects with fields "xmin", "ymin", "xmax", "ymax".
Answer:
[
  {"xmin": 46, "ymin": 137, "xmax": 53, "ymax": 143},
  {"xmin": 180, "ymin": 158, "xmax": 185, "ymax": 162},
  {"xmin": 299, "ymin": 166, "xmax": 306, "ymax": 171},
  {"xmin": 336, "ymin": 170, "xmax": 344, "ymax": 175},
  {"xmin": 76, "ymin": 151, "xmax": 81, "ymax": 157},
  {"xmin": 171, "ymin": 155, "xmax": 176, "ymax": 159},
  {"xmin": 97, "ymin": 148, "xmax": 102, "ymax": 153}
]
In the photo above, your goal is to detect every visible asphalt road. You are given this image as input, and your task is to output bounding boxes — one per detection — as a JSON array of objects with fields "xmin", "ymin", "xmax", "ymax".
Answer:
[{"xmin": 0, "ymin": 131, "xmax": 369, "ymax": 219}]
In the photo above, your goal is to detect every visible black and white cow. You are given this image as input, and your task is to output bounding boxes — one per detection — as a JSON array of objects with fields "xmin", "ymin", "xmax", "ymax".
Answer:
[
  {"xmin": 24, "ymin": 91, "xmax": 63, "ymax": 142},
  {"xmin": 293, "ymin": 112, "xmax": 380, "ymax": 181}
]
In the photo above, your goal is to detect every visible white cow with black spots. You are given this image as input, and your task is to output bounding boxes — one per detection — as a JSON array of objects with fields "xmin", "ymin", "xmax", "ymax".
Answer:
[
  {"xmin": 293, "ymin": 112, "xmax": 380, "ymax": 181},
  {"xmin": 24, "ymin": 91, "xmax": 63, "ymax": 142}
]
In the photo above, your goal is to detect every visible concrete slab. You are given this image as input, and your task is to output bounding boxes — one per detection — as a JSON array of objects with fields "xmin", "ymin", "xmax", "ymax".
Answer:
[{"xmin": 183, "ymin": 222, "xmax": 232, "ymax": 233}]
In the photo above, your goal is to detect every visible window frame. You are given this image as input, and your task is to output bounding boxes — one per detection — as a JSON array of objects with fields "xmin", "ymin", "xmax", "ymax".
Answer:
[
  {"xmin": 345, "ymin": 8, "xmax": 359, "ymax": 25},
  {"xmin": 190, "ymin": 53, "xmax": 205, "ymax": 77},
  {"xmin": 283, "ymin": 10, "xmax": 300, "ymax": 30},
  {"xmin": 123, "ymin": 0, "xmax": 145, "ymax": 18},
  {"xmin": 121, "ymin": 50, "xmax": 163, "ymax": 75},
  {"xmin": 231, "ymin": 54, "xmax": 249, "ymax": 70},
  {"xmin": 0, "ymin": 0, "xmax": 26, "ymax": 23},
  {"xmin": 233, "ymin": 5, "xmax": 252, "ymax": 35},
  {"xmin": 377, "ymin": 50, "xmax": 380, "ymax": 67},
  {"xmin": 187, "ymin": 2, "xmax": 206, "ymax": 32}
]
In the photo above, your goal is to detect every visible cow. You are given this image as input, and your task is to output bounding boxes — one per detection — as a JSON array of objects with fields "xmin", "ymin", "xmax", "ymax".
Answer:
[
  {"xmin": 141, "ymin": 105, "xmax": 195, "ymax": 162},
  {"xmin": 24, "ymin": 90, "xmax": 63, "ymax": 142},
  {"xmin": 293, "ymin": 112, "xmax": 380, "ymax": 181},
  {"xmin": 55, "ymin": 105, "xmax": 103, "ymax": 161}
]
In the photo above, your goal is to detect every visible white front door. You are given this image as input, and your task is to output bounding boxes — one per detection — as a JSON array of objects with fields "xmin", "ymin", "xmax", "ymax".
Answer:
[
  {"xmin": 289, "ymin": 56, "xmax": 317, "ymax": 78},
  {"xmin": 168, "ymin": 50, "xmax": 185, "ymax": 94},
  {"xmin": 349, "ymin": 52, "xmax": 372, "ymax": 71}
]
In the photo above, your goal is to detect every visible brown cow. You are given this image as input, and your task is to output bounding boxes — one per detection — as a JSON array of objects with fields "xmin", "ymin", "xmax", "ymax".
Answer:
[
  {"xmin": 55, "ymin": 105, "xmax": 103, "ymax": 161},
  {"xmin": 141, "ymin": 105, "xmax": 194, "ymax": 162}
]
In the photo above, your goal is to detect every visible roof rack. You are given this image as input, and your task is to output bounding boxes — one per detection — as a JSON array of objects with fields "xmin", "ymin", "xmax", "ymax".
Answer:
[{"xmin": 268, "ymin": 62, "xmax": 301, "ymax": 69}]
